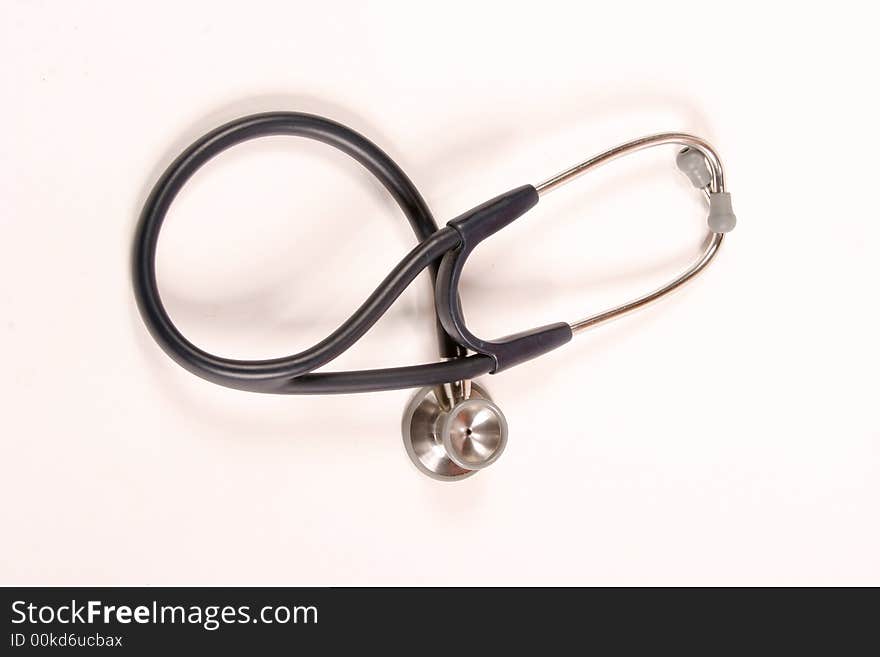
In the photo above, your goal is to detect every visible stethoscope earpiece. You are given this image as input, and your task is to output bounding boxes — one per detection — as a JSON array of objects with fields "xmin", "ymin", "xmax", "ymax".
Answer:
[{"xmin": 402, "ymin": 383, "xmax": 508, "ymax": 481}]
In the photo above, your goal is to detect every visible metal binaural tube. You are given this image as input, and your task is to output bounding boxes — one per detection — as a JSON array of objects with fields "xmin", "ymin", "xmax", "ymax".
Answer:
[
  {"xmin": 535, "ymin": 132, "xmax": 725, "ymax": 195},
  {"xmin": 569, "ymin": 232, "xmax": 723, "ymax": 334},
  {"xmin": 532, "ymin": 133, "xmax": 729, "ymax": 335}
]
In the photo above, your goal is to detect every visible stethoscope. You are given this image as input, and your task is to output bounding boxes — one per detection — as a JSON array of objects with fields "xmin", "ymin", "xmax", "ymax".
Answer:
[{"xmin": 133, "ymin": 112, "xmax": 736, "ymax": 480}]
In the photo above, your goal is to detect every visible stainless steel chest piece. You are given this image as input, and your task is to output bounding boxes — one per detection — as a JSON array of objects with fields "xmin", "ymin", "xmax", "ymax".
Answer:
[{"xmin": 402, "ymin": 381, "xmax": 508, "ymax": 480}]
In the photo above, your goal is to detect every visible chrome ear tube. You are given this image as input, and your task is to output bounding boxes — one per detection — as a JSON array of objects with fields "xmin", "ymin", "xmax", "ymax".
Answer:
[{"xmin": 540, "ymin": 133, "xmax": 734, "ymax": 336}]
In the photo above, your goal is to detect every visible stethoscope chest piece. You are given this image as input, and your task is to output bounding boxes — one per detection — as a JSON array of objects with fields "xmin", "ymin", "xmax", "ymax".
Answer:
[{"xmin": 402, "ymin": 382, "xmax": 508, "ymax": 481}]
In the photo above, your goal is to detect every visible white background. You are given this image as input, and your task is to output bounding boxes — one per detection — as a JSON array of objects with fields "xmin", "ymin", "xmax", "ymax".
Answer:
[{"xmin": 2, "ymin": 0, "xmax": 878, "ymax": 585}]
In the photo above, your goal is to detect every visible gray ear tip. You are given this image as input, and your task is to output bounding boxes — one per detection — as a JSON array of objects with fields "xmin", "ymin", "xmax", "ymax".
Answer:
[
  {"xmin": 708, "ymin": 192, "xmax": 736, "ymax": 233},
  {"xmin": 676, "ymin": 147, "xmax": 712, "ymax": 189},
  {"xmin": 709, "ymin": 212, "xmax": 737, "ymax": 233}
]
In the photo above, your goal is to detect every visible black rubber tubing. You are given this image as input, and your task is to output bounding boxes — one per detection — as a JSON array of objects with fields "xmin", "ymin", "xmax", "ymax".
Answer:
[{"xmin": 133, "ymin": 112, "xmax": 494, "ymax": 394}]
